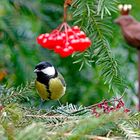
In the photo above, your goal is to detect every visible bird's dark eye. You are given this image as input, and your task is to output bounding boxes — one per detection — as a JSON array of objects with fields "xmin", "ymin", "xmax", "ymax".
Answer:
[{"xmin": 42, "ymin": 66, "xmax": 46, "ymax": 69}]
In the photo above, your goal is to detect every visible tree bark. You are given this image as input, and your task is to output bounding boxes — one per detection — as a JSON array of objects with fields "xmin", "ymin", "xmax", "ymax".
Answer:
[{"xmin": 138, "ymin": 49, "xmax": 140, "ymax": 111}]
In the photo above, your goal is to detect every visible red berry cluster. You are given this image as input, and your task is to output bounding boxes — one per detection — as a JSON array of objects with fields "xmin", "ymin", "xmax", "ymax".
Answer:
[
  {"xmin": 36, "ymin": 22, "xmax": 91, "ymax": 57},
  {"xmin": 91, "ymin": 98, "xmax": 130, "ymax": 118}
]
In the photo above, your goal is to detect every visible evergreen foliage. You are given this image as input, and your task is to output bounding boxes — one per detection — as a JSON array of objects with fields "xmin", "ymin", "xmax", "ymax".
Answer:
[
  {"xmin": 0, "ymin": 84, "xmax": 140, "ymax": 140},
  {"xmin": 0, "ymin": 0, "xmax": 139, "ymax": 105},
  {"xmin": 72, "ymin": 0, "xmax": 126, "ymax": 93},
  {"xmin": 0, "ymin": 0, "xmax": 140, "ymax": 139},
  {"xmin": 0, "ymin": 0, "xmax": 126, "ymax": 94}
]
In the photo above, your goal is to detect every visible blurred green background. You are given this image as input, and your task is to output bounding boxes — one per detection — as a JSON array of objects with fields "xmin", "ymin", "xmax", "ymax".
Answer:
[{"xmin": 0, "ymin": 0, "xmax": 140, "ymax": 108}]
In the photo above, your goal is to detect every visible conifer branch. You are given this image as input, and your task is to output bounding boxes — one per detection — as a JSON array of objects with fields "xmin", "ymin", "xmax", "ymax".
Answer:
[
  {"xmin": 72, "ymin": 0, "xmax": 126, "ymax": 93},
  {"xmin": 46, "ymin": 132, "xmax": 110, "ymax": 140},
  {"xmin": 0, "ymin": 82, "xmax": 34, "ymax": 105},
  {"xmin": 118, "ymin": 121, "xmax": 140, "ymax": 140}
]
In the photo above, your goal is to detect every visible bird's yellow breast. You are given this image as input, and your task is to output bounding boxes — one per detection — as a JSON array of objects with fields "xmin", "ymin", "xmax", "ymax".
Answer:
[{"xmin": 35, "ymin": 78, "xmax": 66, "ymax": 100}]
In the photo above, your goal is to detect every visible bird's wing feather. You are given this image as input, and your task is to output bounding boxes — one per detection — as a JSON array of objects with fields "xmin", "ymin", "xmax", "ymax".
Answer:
[
  {"xmin": 49, "ymin": 77, "xmax": 65, "ymax": 100},
  {"xmin": 58, "ymin": 72, "xmax": 66, "ymax": 87}
]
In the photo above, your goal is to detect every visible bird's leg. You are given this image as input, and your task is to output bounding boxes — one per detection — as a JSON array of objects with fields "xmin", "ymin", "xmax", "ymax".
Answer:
[
  {"xmin": 39, "ymin": 98, "xmax": 45, "ymax": 109},
  {"xmin": 57, "ymin": 99, "xmax": 62, "ymax": 106}
]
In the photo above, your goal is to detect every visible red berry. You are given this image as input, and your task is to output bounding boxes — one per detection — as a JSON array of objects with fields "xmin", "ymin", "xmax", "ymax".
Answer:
[
  {"xmin": 68, "ymin": 35, "xmax": 75, "ymax": 41},
  {"xmin": 124, "ymin": 108, "xmax": 130, "ymax": 113},
  {"xmin": 72, "ymin": 26, "xmax": 80, "ymax": 32},
  {"xmin": 60, "ymin": 47, "xmax": 74, "ymax": 57},
  {"xmin": 55, "ymin": 36, "xmax": 63, "ymax": 46},
  {"xmin": 104, "ymin": 108, "xmax": 110, "ymax": 113},
  {"xmin": 41, "ymin": 38, "xmax": 48, "ymax": 48},
  {"xmin": 110, "ymin": 106, "xmax": 115, "ymax": 111},
  {"xmin": 36, "ymin": 34, "xmax": 45, "ymax": 44},
  {"xmin": 44, "ymin": 33, "xmax": 49, "ymax": 38},
  {"xmin": 95, "ymin": 113, "xmax": 100, "ymax": 118},
  {"xmin": 70, "ymin": 37, "xmax": 91, "ymax": 52},
  {"xmin": 79, "ymin": 38, "xmax": 91, "ymax": 51},
  {"xmin": 67, "ymin": 29, "xmax": 74, "ymax": 36},
  {"xmin": 116, "ymin": 104, "xmax": 121, "ymax": 109},
  {"xmin": 92, "ymin": 108, "xmax": 97, "ymax": 114},
  {"xmin": 43, "ymin": 38, "xmax": 47, "ymax": 42},
  {"xmin": 65, "ymin": 42, "xmax": 70, "ymax": 47},
  {"xmin": 116, "ymin": 100, "xmax": 125, "ymax": 109},
  {"xmin": 42, "ymin": 37, "xmax": 55, "ymax": 49},
  {"xmin": 76, "ymin": 31, "xmax": 86, "ymax": 38},
  {"xmin": 51, "ymin": 29, "xmax": 59, "ymax": 35},
  {"xmin": 67, "ymin": 45, "xmax": 74, "ymax": 52},
  {"xmin": 70, "ymin": 39, "xmax": 80, "ymax": 51},
  {"xmin": 97, "ymin": 103, "xmax": 103, "ymax": 109},
  {"xmin": 119, "ymin": 100, "xmax": 125, "ymax": 107},
  {"xmin": 60, "ymin": 32, "xmax": 66, "ymax": 37},
  {"xmin": 54, "ymin": 46, "xmax": 63, "ymax": 54},
  {"xmin": 83, "ymin": 37, "xmax": 91, "ymax": 45}
]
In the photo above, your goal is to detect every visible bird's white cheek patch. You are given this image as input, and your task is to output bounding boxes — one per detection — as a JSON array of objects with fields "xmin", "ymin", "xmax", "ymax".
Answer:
[{"xmin": 41, "ymin": 67, "xmax": 55, "ymax": 76}]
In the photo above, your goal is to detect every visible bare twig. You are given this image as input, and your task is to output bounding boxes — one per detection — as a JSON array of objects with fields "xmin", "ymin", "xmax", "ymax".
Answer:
[
  {"xmin": 63, "ymin": 0, "xmax": 73, "ymax": 22},
  {"xmin": 46, "ymin": 132, "xmax": 114, "ymax": 140}
]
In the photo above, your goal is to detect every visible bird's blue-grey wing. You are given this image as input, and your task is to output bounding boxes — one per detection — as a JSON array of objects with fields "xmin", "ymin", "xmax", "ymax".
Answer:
[{"xmin": 58, "ymin": 72, "xmax": 66, "ymax": 87}]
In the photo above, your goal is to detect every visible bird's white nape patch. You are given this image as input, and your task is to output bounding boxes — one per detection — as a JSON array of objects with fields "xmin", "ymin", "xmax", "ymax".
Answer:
[{"xmin": 41, "ymin": 66, "xmax": 55, "ymax": 76}]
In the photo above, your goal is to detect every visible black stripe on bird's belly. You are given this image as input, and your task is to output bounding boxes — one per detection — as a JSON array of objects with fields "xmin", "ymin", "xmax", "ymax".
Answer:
[
  {"xmin": 37, "ymin": 73, "xmax": 52, "ymax": 99},
  {"xmin": 46, "ymin": 86, "xmax": 51, "ymax": 99}
]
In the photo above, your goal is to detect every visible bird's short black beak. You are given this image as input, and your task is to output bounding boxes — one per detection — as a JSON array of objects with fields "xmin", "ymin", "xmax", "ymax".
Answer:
[{"xmin": 34, "ymin": 69, "xmax": 40, "ymax": 73}]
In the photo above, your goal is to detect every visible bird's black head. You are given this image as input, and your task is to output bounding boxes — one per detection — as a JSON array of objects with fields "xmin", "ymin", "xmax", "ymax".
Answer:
[{"xmin": 34, "ymin": 61, "xmax": 57, "ymax": 78}]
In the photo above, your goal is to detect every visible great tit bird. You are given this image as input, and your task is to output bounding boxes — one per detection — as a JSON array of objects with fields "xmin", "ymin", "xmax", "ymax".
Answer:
[{"xmin": 34, "ymin": 61, "xmax": 66, "ymax": 101}]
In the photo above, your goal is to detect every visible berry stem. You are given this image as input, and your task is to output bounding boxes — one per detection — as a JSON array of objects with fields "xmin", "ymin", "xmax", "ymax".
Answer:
[
  {"xmin": 86, "ymin": 94, "xmax": 125, "ymax": 110},
  {"xmin": 58, "ymin": 22, "xmax": 65, "ymax": 32},
  {"xmin": 71, "ymin": 93, "xmax": 125, "ymax": 114},
  {"xmin": 64, "ymin": 3, "xmax": 67, "ymax": 22},
  {"xmin": 64, "ymin": 23, "xmax": 69, "ymax": 46},
  {"xmin": 63, "ymin": 0, "xmax": 73, "ymax": 22}
]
